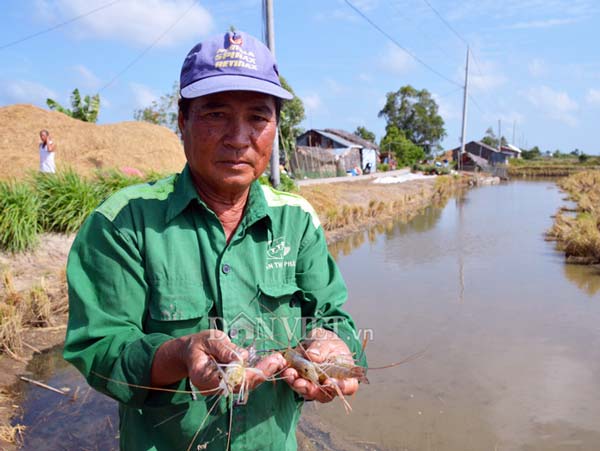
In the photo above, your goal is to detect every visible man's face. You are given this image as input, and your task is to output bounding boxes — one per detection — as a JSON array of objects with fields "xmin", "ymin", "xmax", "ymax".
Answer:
[
  {"xmin": 40, "ymin": 131, "xmax": 48, "ymax": 142},
  {"xmin": 179, "ymin": 91, "xmax": 277, "ymax": 195}
]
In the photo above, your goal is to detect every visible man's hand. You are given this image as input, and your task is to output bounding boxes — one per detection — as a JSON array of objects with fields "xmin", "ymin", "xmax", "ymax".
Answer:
[
  {"xmin": 282, "ymin": 328, "xmax": 359, "ymax": 403},
  {"xmin": 151, "ymin": 330, "xmax": 286, "ymax": 396}
]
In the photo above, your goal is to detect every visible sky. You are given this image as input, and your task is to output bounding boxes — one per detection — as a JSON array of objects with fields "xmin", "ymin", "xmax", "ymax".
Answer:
[{"xmin": 1, "ymin": 0, "xmax": 599, "ymax": 154}]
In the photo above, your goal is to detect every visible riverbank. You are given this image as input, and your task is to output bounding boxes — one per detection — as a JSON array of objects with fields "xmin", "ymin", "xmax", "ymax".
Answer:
[
  {"xmin": 547, "ymin": 170, "xmax": 600, "ymax": 264},
  {"xmin": 507, "ymin": 158, "xmax": 600, "ymax": 178},
  {"xmin": 0, "ymin": 172, "xmax": 469, "ymax": 448}
]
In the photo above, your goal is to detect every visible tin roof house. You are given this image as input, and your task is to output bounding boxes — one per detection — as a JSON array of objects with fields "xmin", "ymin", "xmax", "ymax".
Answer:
[{"xmin": 295, "ymin": 129, "xmax": 379, "ymax": 176}]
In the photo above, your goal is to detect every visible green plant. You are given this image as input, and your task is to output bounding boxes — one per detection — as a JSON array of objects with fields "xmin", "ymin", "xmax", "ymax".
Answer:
[
  {"xmin": 95, "ymin": 169, "xmax": 145, "ymax": 199},
  {"xmin": 47, "ymin": 88, "xmax": 100, "ymax": 123},
  {"xmin": 377, "ymin": 163, "xmax": 389, "ymax": 172},
  {"xmin": 33, "ymin": 170, "xmax": 103, "ymax": 233},
  {"xmin": 0, "ymin": 181, "xmax": 40, "ymax": 252}
]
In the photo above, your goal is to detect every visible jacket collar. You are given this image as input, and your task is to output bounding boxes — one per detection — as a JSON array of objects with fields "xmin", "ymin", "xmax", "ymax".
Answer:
[{"xmin": 165, "ymin": 164, "xmax": 271, "ymax": 231}]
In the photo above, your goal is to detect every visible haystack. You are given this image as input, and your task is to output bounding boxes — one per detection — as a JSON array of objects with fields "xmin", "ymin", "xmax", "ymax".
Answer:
[{"xmin": 0, "ymin": 104, "xmax": 186, "ymax": 179}]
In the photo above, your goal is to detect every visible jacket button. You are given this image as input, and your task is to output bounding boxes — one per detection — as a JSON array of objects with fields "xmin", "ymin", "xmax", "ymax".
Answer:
[{"xmin": 222, "ymin": 263, "xmax": 231, "ymax": 274}]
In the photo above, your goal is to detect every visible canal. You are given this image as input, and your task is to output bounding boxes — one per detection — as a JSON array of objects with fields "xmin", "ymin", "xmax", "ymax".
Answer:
[{"xmin": 14, "ymin": 180, "xmax": 600, "ymax": 450}]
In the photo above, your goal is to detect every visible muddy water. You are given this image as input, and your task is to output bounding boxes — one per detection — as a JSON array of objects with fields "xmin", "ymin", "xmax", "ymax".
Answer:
[
  {"xmin": 14, "ymin": 181, "xmax": 600, "ymax": 450},
  {"xmin": 305, "ymin": 180, "xmax": 600, "ymax": 451}
]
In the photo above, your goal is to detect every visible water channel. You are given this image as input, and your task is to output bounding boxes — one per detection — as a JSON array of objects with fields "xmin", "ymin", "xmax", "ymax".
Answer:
[{"xmin": 14, "ymin": 180, "xmax": 600, "ymax": 450}]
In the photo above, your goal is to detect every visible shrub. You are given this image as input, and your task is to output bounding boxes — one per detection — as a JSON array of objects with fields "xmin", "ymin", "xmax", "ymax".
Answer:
[
  {"xmin": 33, "ymin": 170, "xmax": 103, "ymax": 233},
  {"xmin": 0, "ymin": 181, "xmax": 40, "ymax": 252}
]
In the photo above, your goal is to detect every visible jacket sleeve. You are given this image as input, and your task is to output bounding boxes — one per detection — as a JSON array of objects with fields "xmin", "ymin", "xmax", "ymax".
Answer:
[
  {"xmin": 295, "ymin": 219, "xmax": 367, "ymax": 368},
  {"xmin": 63, "ymin": 211, "xmax": 173, "ymax": 408}
]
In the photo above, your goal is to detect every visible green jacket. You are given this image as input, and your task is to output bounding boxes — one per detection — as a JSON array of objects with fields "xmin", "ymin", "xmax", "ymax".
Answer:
[{"xmin": 64, "ymin": 165, "xmax": 364, "ymax": 451}]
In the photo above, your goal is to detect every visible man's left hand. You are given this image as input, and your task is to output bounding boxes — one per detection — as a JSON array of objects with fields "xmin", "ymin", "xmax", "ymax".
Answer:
[{"xmin": 281, "ymin": 328, "xmax": 359, "ymax": 403}]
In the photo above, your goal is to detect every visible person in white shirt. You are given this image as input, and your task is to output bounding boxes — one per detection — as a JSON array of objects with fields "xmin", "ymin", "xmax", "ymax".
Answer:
[{"xmin": 39, "ymin": 129, "xmax": 56, "ymax": 173}]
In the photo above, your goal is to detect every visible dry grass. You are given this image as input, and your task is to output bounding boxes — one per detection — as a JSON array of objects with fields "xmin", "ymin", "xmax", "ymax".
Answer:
[
  {"xmin": 548, "ymin": 171, "xmax": 600, "ymax": 264},
  {"xmin": 300, "ymin": 175, "xmax": 465, "ymax": 239},
  {"xmin": 0, "ymin": 268, "xmax": 62, "ymax": 358},
  {"xmin": 0, "ymin": 424, "xmax": 26, "ymax": 445}
]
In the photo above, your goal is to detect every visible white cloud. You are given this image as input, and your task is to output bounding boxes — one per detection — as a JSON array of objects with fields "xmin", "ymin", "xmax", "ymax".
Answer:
[
  {"xmin": 586, "ymin": 88, "xmax": 600, "ymax": 106},
  {"xmin": 130, "ymin": 83, "xmax": 158, "ymax": 108},
  {"xmin": 37, "ymin": 0, "xmax": 213, "ymax": 47},
  {"xmin": 324, "ymin": 78, "xmax": 344, "ymax": 94},
  {"xmin": 507, "ymin": 18, "xmax": 578, "ymax": 29},
  {"xmin": 432, "ymin": 91, "xmax": 461, "ymax": 121},
  {"xmin": 379, "ymin": 43, "xmax": 414, "ymax": 75},
  {"xmin": 528, "ymin": 58, "xmax": 547, "ymax": 78},
  {"xmin": 0, "ymin": 80, "xmax": 57, "ymax": 106},
  {"xmin": 357, "ymin": 72, "xmax": 372, "ymax": 82},
  {"xmin": 527, "ymin": 85, "xmax": 578, "ymax": 126},
  {"xmin": 302, "ymin": 93, "xmax": 322, "ymax": 113},
  {"xmin": 72, "ymin": 64, "xmax": 101, "ymax": 89},
  {"xmin": 467, "ymin": 60, "xmax": 506, "ymax": 92}
]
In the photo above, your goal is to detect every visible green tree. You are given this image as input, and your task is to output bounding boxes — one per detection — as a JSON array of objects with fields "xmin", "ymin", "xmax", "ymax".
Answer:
[
  {"xmin": 380, "ymin": 124, "xmax": 425, "ymax": 166},
  {"xmin": 521, "ymin": 145, "xmax": 541, "ymax": 160},
  {"xmin": 133, "ymin": 81, "xmax": 179, "ymax": 133},
  {"xmin": 47, "ymin": 88, "xmax": 100, "ymax": 123},
  {"xmin": 354, "ymin": 126, "xmax": 376, "ymax": 143},
  {"xmin": 481, "ymin": 126, "xmax": 507, "ymax": 148},
  {"xmin": 278, "ymin": 76, "xmax": 305, "ymax": 162},
  {"xmin": 378, "ymin": 85, "xmax": 446, "ymax": 150}
]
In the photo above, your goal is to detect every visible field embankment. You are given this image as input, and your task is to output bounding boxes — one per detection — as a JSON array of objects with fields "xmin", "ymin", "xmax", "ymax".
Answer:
[
  {"xmin": 508, "ymin": 157, "xmax": 600, "ymax": 178},
  {"xmin": 547, "ymin": 170, "xmax": 600, "ymax": 264},
  {"xmin": 0, "ymin": 104, "xmax": 185, "ymax": 179}
]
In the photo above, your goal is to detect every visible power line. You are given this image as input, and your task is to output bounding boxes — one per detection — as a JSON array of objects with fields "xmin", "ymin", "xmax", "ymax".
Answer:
[
  {"xmin": 99, "ymin": 0, "xmax": 198, "ymax": 92},
  {"xmin": 420, "ymin": 0, "xmax": 485, "ymax": 79},
  {"xmin": 421, "ymin": 0, "xmax": 468, "ymax": 47},
  {"xmin": 0, "ymin": 0, "xmax": 122, "ymax": 51},
  {"xmin": 344, "ymin": 0, "xmax": 462, "ymax": 88}
]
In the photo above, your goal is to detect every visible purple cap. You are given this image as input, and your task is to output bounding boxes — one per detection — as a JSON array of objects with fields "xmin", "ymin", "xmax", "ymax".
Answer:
[{"xmin": 180, "ymin": 31, "xmax": 293, "ymax": 100}]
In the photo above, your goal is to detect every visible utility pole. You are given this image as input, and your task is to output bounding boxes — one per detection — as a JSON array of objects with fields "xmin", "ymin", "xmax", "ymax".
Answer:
[
  {"xmin": 497, "ymin": 119, "xmax": 502, "ymax": 152},
  {"xmin": 264, "ymin": 0, "xmax": 280, "ymax": 187},
  {"xmin": 512, "ymin": 120, "xmax": 516, "ymax": 145},
  {"xmin": 459, "ymin": 47, "xmax": 469, "ymax": 171}
]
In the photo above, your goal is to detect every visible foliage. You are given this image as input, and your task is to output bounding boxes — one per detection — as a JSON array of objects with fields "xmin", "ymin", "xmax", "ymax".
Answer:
[
  {"xmin": 0, "ymin": 181, "xmax": 40, "ymax": 252},
  {"xmin": 378, "ymin": 85, "xmax": 446, "ymax": 150},
  {"xmin": 579, "ymin": 153, "xmax": 589, "ymax": 163},
  {"xmin": 521, "ymin": 145, "xmax": 541, "ymax": 160},
  {"xmin": 47, "ymin": 88, "xmax": 100, "ymax": 123},
  {"xmin": 377, "ymin": 163, "xmax": 389, "ymax": 172},
  {"xmin": 481, "ymin": 127, "xmax": 507, "ymax": 148},
  {"xmin": 133, "ymin": 81, "xmax": 180, "ymax": 133},
  {"xmin": 354, "ymin": 126, "xmax": 376, "ymax": 143},
  {"xmin": 380, "ymin": 125, "xmax": 425, "ymax": 167},
  {"xmin": 95, "ymin": 169, "xmax": 146, "ymax": 199},
  {"xmin": 278, "ymin": 76, "xmax": 305, "ymax": 163},
  {"xmin": 33, "ymin": 170, "xmax": 104, "ymax": 233},
  {"xmin": 412, "ymin": 163, "xmax": 450, "ymax": 176},
  {"xmin": 258, "ymin": 173, "xmax": 297, "ymax": 193}
]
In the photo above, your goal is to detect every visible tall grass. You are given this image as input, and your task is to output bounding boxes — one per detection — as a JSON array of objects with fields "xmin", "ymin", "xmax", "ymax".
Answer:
[
  {"xmin": 33, "ymin": 170, "xmax": 104, "ymax": 233},
  {"xmin": 0, "ymin": 181, "xmax": 40, "ymax": 252}
]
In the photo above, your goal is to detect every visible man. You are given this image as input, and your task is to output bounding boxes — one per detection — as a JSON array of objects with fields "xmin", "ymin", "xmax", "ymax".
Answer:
[
  {"xmin": 64, "ymin": 31, "xmax": 364, "ymax": 451},
  {"xmin": 39, "ymin": 129, "xmax": 56, "ymax": 173}
]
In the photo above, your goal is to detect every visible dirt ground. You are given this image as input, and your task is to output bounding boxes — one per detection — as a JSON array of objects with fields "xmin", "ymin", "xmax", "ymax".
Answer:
[{"xmin": 0, "ymin": 174, "xmax": 461, "ymax": 449}]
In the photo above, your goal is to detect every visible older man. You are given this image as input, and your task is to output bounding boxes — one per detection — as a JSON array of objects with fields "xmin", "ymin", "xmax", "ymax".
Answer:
[{"xmin": 64, "ymin": 31, "xmax": 364, "ymax": 451}]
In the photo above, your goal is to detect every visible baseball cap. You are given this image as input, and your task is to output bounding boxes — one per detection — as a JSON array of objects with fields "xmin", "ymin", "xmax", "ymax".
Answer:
[{"xmin": 180, "ymin": 31, "xmax": 293, "ymax": 100}]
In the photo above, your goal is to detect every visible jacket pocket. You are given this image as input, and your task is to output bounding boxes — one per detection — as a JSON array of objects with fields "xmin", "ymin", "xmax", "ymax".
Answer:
[
  {"xmin": 148, "ymin": 282, "xmax": 213, "ymax": 322},
  {"xmin": 257, "ymin": 283, "xmax": 304, "ymax": 347}
]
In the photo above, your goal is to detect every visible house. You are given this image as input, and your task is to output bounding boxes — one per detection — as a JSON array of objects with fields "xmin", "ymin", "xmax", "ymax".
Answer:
[
  {"xmin": 451, "ymin": 141, "xmax": 509, "ymax": 167},
  {"xmin": 500, "ymin": 144, "xmax": 522, "ymax": 159},
  {"xmin": 295, "ymin": 129, "xmax": 379, "ymax": 174}
]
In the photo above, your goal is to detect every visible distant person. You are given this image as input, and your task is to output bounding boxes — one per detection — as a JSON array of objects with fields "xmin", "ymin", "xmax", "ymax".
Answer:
[{"xmin": 39, "ymin": 129, "xmax": 56, "ymax": 173}]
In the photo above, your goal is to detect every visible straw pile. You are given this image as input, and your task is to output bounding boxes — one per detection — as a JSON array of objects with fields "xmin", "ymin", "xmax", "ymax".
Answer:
[{"xmin": 0, "ymin": 104, "xmax": 186, "ymax": 179}]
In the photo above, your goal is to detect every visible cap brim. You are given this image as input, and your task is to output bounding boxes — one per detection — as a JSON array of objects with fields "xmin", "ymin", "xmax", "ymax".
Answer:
[{"xmin": 181, "ymin": 75, "xmax": 293, "ymax": 100}]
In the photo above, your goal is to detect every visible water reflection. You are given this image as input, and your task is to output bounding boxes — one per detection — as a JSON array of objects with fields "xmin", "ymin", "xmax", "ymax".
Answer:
[{"xmin": 563, "ymin": 263, "xmax": 600, "ymax": 297}]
